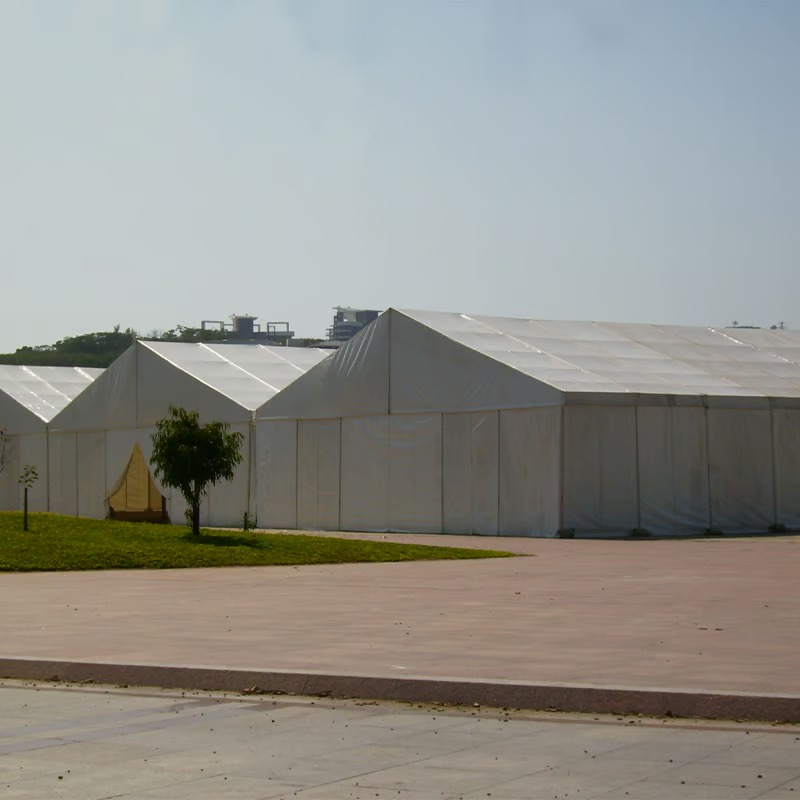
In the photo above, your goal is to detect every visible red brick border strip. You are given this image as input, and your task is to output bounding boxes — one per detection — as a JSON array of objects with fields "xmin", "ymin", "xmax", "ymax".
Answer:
[{"xmin": 0, "ymin": 658, "xmax": 798, "ymax": 723}]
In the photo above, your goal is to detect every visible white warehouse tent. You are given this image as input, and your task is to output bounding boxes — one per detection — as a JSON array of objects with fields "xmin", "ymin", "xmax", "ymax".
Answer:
[
  {"xmin": 47, "ymin": 341, "xmax": 328, "ymax": 527},
  {"xmin": 255, "ymin": 309, "xmax": 800, "ymax": 537},
  {"xmin": 0, "ymin": 366, "xmax": 103, "ymax": 512}
]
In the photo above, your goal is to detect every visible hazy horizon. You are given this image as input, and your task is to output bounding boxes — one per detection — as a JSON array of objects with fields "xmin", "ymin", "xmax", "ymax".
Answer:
[{"xmin": 2, "ymin": 0, "xmax": 798, "ymax": 351}]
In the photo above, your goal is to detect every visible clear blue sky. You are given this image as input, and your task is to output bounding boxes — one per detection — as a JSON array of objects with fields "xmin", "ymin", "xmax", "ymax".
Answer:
[{"xmin": 1, "ymin": 0, "xmax": 798, "ymax": 350}]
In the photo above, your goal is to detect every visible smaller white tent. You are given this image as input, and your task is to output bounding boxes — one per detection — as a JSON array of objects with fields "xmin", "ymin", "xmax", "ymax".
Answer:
[
  {"xmin": 0, "ymin": 366, "xmax": 103, "ymax": 512},
  {"xmin": 48, "ymin": 341, "xmax": 328, "ymax": 526}
]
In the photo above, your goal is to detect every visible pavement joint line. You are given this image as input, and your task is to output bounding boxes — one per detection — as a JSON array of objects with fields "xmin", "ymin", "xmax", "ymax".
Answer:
[
  {"xmin": 0, "ymin": 703, "xmax": 265, "ymax": 756},
  {"xmin": 0, "ymin": 696, "xmax": 227, "ymax": 740},
  {"xmin": 1, "ymin": 657, "xmax": 799, "ymax": 724}
]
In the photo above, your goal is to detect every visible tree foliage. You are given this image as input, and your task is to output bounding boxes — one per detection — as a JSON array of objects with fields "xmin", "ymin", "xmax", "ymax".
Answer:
[
  {"xmin": 0, "ymin": 328, "xmax": 138, "ymax": 368},
  {"xmin": 159, "ymin": 325, "xmax": 232, "ymax": 343},
  {"xmin": 0, "ymin": 324, "xmax": 231, "ymax": 368},
  {"xmin": 150, "ymin": 406, "xmax": 244, "ymax": 536}
]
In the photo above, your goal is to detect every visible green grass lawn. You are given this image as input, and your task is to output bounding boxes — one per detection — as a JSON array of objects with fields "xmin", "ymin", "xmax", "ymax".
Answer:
[{"xmin": 0, "ymin": 512, "xmax": 514, "ymax": 572}]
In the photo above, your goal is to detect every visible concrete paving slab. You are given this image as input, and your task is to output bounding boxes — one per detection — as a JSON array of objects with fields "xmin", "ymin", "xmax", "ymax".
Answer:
[{"xmin": 2, "ymin": 682, "xmax": 800, "ymax": 800}]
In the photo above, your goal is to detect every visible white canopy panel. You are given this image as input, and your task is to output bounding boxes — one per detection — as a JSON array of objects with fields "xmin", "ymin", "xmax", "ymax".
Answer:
[
  {"xmin": 257, "ymin": 314, "xmax": 391, "ymax": 420},
  {"xmin": 258, "ymin": 310, "xmax": 800, "ymax": 422},
  {"xmin": 141, "ymin": 342, "xmax": 330, "ymax": 411},
  {"xmin": 399, "ymin": 310, "xmax": 800, "ymax": 400},
  {"xmin": 0, "ymin": 366, "xmax": 102, "ymax": 431},
  {"xmin": 51, "ymin": 341, "xmax": 331, "ymax": 431}
]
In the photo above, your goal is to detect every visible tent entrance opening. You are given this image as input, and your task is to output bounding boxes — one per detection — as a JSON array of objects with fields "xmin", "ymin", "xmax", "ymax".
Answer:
[{"xmin": 107, "ymin": 443, "xmax": 168, "ymax": 522}]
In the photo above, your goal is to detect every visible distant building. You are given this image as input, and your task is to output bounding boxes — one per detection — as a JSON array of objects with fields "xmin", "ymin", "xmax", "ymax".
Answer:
[
  {"xmin": 201, "ymin": 315, "xmax": 294, "ymax": 346},
  {"xmin": 327, "ymin": 307, "xmax": 381, "ymax": 343}
]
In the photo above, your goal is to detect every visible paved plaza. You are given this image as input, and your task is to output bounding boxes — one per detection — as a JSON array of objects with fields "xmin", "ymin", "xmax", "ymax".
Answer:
[{"xmin": 1, "ymin": 534, "xmax": 798, "ymax": 702}]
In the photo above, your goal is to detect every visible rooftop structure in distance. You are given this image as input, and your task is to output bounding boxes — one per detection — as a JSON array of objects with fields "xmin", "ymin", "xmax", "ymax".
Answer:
[
  {"xmin": 728, "ymin": 321, "xmax": 787, "ymax": 331},
  {"xmin": 327, "ymin": 307, "xmax": 380, "ymax": 343},
  {"xmin": 201, "ymin": 314, "xmax": 294, "ymax": 345}
]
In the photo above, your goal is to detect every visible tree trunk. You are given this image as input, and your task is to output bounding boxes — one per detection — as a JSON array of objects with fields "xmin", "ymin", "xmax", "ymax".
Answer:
[
  {"xmin": 191, "ymin": 502, "xmax": 200, "ymax": 536},
  {"xmin": 23, "ymin": 488, "xmax": 28, "ymax": 532}
]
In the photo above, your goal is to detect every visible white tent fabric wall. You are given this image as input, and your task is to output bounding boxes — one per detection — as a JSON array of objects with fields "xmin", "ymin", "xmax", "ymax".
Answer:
[
  {"xmin": 0, "ymin": 366, "xmax": 102, "ymax": 513},
  {"xmin": 498, "ymin": 407, "xmax": 561, "ymax": 536},
  {"xmin": 707, "ymin": 408, "xmax": 776, "ymax": 532},
  {"xmin": 443, "ymin": 412, "xmax": 499, "ymax": 535},
  {"xmin": 53, "ymin": 427, "xmax": 174, "ymax": 522},
  {"xmin": 636, "ymin": 405, "xmax": 710, "ymax": 534},
  {"xmin": 47, "ymin": 341, "xmax": 328, "ymax": 528},
  {"xmin": 297, "ymin": 419, "xmax": 341, "ymax": 531},
  {"xmin": 255, "ymin": 420, "xmax": 298, "ymax": 529},
  {"xmin": 48, "ymin": 432, "xmax": 77, "ymax": 516},
  {"xmin": 77, "ymin": 431, "xmax": 106, "ymax": 519},
  {"xmin": 0, "ymin": 435, "xmax": 18, "ymax": 510},
  {"xmin": 206, "ymin": 422, "xmax": 251, "ymax": 527},
  {"xmin": 339, "ymin": 416, "xmax": 390, "ymax": 532},
  {"xmin": 336, "ymin": 413, "xmax": 444, "ymax": 534},
  {"xmin": 773, "ymin": 409, "xmax": 800, "ymax": 530},
  {"xmin": 388, "ymin": 414, "xmax": 443, "ymax": 533},
  {"xmin": 0, "ymin": 431, "xmax": 49, "ymax": 513},
  {"xmin": 562, "ymin": 405, "xmax": 639, "ymax": 534},
  {"xmin": 19, "ymin": 434, "xmax": 48, "ymax": 511}
]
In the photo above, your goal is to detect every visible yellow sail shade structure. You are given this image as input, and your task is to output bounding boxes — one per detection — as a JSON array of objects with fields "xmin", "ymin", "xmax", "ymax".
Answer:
[{"xmin": 107, "ymin": 443, "xmax": 166, "ymax": 522}]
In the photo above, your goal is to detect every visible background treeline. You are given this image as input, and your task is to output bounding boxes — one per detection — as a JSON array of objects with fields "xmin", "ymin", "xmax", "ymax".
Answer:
[{"xmin": 0, "ymin": 326, "xmax": 233, "ymax": 368}]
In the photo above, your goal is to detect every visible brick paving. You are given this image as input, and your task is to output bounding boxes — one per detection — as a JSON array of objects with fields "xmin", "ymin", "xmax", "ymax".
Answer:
[{"xmin": 1, "ymin": 533, "xmax": 798, "ymax": 708}]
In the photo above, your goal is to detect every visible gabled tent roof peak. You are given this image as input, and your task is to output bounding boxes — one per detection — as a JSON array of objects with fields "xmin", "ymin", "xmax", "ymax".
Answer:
[
  {"xmin": 0, "ymin": 365, "xmax": 103, "ymax": 429},
  {"xmin": 138, "ymin": 340, "xmax": 330, "ymax": 410}
]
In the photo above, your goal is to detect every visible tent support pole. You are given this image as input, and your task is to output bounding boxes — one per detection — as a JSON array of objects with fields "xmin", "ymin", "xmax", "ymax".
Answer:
[
  {"xmin": 46, "ymin": 431, "xmax": 50, "ymax": 513},
  {"xmin": 497, "ymin": 411, "xmax": 502, "ymax": 536},
  {"xmin": 387, "ymin": 310, "xmax": 392, "ymax": 415},
  {"xmin": 439, "ymin": 413, "xmax": 444, "ymax": 535},
  {"xmin": 770, "ymin": 404, "xmax": 779, "ymax": 528},
  {"xmin": 337, "ymin": 417, "xmax": 342, "ymax": 531},
  {"xmin": 634, "ymin": 404, "xmax": 642, "ymax": 531},
  {"xmin": 247, "ymin": 418, "xmax": 253, "ymax": 522},
  {"xmin": 704, "ymin": 401, "xmax": 714, "ymax": 531},
  {"xmin": 559, "ymin": 405, "xmax": 565, "ymax": 536},
  {"xmin": 295, "ymin": 420, "xmax": 300, "ymax": 530},
  {"xmin": 74, "ymin": 432, "xmax": 79, "ymax": 517}
]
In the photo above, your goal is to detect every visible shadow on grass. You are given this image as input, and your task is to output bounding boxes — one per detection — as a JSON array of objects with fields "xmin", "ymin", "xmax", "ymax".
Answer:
[{"xmin": 179, "ymin": 532, "xmax": 266, "ymax": 549}]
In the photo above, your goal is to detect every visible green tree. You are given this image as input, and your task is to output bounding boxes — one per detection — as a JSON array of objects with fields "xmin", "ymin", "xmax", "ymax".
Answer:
[
  {"xmin": 0, "ymin": 328, "xmax": 138, "ymax": 367},
  {"xmin": 159, "ymin": 325, "xmax": 230, "ymax": 343},
  {"xmin": 150, "ymin": 406, "xmax": 244, "ymax": 536}
]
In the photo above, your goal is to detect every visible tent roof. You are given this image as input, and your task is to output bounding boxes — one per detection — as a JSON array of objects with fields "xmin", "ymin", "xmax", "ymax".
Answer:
[
  {"xmin": 49, "ymin": 341, "xmax": 330, "ymax": 431},
  {"xmin": 258, "ymin": 309, "xmax": 800, "ymax": 419},
  {"xmin": 139, "ymin": 341, "xmax": 330, "ymax": 410},
  {"xmin": 399, "ymin": 310, "xmax": 800, "ymax": 400},
  {"xmin": 0, "ymin": 366, "xmax": 103, "ymax": 431}
]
